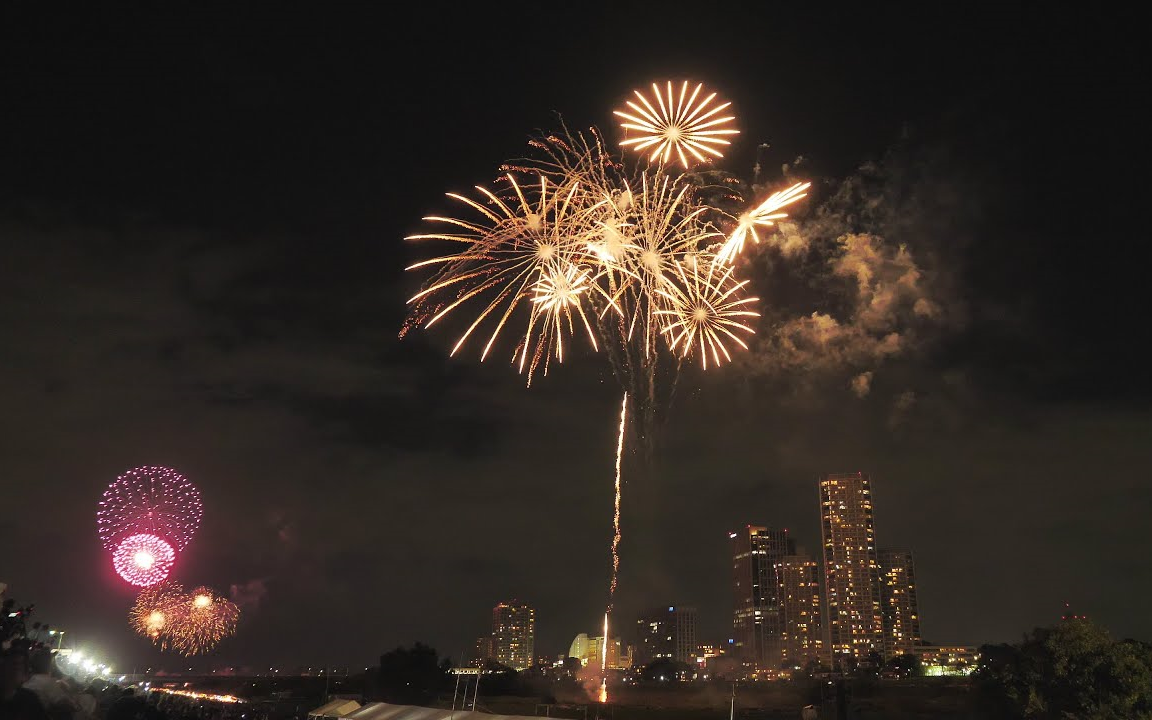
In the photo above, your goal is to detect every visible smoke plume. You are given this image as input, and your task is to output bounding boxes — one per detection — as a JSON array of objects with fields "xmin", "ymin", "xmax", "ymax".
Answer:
[
  {"xmin": 230, "ymin": 578, "xmax": 268, "ymax": 610},
  {"xmin": 734, "ymin": 148, "xmax": 954, "ymax": 400}
]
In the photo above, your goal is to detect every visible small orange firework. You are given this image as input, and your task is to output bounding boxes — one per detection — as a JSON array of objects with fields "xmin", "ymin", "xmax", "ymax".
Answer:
[
  {"xmin": 130, "ymin": 581, "xmax": 186, "ymax": 643},
  {"xmin": 167, "ymin": 586, "xmax": 240, "ymax": 656}
]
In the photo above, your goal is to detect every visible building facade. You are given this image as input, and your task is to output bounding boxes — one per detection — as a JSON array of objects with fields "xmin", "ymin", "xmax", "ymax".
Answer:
[
  {"xmin": 635, "ymin": 606, "xmax": 697, "ymax": 665},
  {"xmin": 568, "ymin": 633, "xmax": 590, "ymax": 664},
  {"xmin": 473, "ymin": 636, "xmax": 493, "ymax": 667},
  {"xmin": 567, "ymin": 633, "xmax": 630, "ymax": 669},
  {"xmin": 819, "ymin": 472, "xmax": 883, "ymax": 664},
  {"xmin": 731, "ymin": 525, "xmax": 795, "ymax": 668},
  {"xmin": 492, "ymin": 600, "xmax": 535, "ymax": 671},
  {"xmin": 918, "ymin": 645, "xmax": 979, "ymax": 676},
  {"xmin": 878, "ymin": 548, "xmax": 922, "ymax": 657},
  {"xmin": 775, "ymin": 554, "xmax": 824, "ymax": 668}
]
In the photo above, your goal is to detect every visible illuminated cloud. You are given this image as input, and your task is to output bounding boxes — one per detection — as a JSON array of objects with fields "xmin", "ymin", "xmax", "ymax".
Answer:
[{"xmin": 852, "ymin": 371, "xmax": 873, "ymax": 398}]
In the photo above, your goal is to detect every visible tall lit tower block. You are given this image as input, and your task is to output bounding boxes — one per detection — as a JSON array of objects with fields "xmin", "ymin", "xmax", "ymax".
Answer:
[
  {"xmin": 731, "ymin": 525, "xmax": 794, "ymax": 668},
  {"xmin": 819, "ymin": 472, "xmax": 883, "ymax": 664},
  {"xmin": 878, "ymin": 548, "xmax": 922, "ymax": 656},
  {"xmin": 492, "ymin": 600, "xmax": 535, "ymax": 670},
  {"xmin": 776, "ymin": 554, "xmax": 824, "ymax": 667}
]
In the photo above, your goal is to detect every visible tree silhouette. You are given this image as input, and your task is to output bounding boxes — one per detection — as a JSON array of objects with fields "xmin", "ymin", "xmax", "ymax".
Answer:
[
  {"xmin": 373, "ymin": 642, "xmax": 451, "ymax": 706},
  {"xmin": 975, "ymin": 619, "xmax": 1152, "ymax": 718},
  {"xmin": 884, "ymin": 653, "xmax": 923, "ymax": 678},
  {"xmin": 640, "ymin": 659, "xmax": 694, "ymax": 682}
]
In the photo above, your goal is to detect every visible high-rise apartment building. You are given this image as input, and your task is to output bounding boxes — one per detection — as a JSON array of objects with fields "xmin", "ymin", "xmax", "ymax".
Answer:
[
  {"xmin": 819, "ymin": 472, "xmax": 883, "ymax": 663},
  {"xmin": 878, "ymin": 548, "xmax": 921, "ymax": 656},
  {"xmin": 492, "ymin": 600, "xmax": 535, "ymax": 670},
  {"xmin": 731, "ymin": 525, "xmax": 795, "ymax": 668},
  {"xmin": 635, "ymin": 606, "xmax": 697, "ymax": 664},
  {"xmin": 775, "ymin": 554, "xmax": 824, "ymax": 668},
  {"xmin": 473, "ymin": 636, "xmax": 493, "ymax": 667}
]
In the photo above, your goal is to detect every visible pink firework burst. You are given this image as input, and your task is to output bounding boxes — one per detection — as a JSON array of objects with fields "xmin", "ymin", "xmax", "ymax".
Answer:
[
  {"xmin": 113, "ymin": 533, "xmax": 176, "ymax": 587},
  {"xmin": 98, "ymin": 466, "xmax": 203, "ymax": 552}
]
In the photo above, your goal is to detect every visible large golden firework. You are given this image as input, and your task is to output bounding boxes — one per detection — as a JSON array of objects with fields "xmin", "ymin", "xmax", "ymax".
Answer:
[
  {"xmin": 716, "ymin": 181, "xmax": 811, "ymax": 264},
  {"xmin": 404, "ymin": 129, "xmax": 797, "ymax": 376},
  {"xmin": 614, "ymin": 81, "xmax": 739, "ymax": 168}
]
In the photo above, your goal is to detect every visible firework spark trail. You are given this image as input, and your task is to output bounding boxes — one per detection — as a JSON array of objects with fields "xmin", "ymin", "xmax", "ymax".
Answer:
[
  {"xmin": 601, "ymin": 391, "xmax": 627, "ymax": 704},
  {"xmin": 609, "ymin": 392, "xmax": 627, "ymax": 600},
  {"xmin": 599, "ymin": 610, "xmax": 610, "ymax": 703},
  {"xmin": 716, "ymin": 181, "xmax": 811, "ymax": 264}
]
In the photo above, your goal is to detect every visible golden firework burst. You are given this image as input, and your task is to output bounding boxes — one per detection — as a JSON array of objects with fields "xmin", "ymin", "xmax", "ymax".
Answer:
[
  {"xmin": 614, "ymin": 81, "xmax": 739, "ymax": 168},
  {"xmin": 656, "ymin": 256, "xmax": 760, "ymax": 369},
  {"xmin": 404, "ymin": 174, "xmax": 612, "ymax": 383},
  {"xmin": 526, "ymin": 260, "xmax": 601, "ymax": 365},
  {"xmin": 129, "ymin": 581, "xmax": 186, "ymax": 644},
  {"xmin": 166, "ymin": 586, "xmax": 240, "ymax": 657}
]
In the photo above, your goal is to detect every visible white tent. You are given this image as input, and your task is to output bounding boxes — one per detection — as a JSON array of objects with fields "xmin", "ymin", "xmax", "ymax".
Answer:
[
  {"xmin": 308, "ymin": 699, "xmax": 363, "ymax": 718},
  {"xmin": 345, "ymin": 702, "xmax": 541, "ymax": 720}
]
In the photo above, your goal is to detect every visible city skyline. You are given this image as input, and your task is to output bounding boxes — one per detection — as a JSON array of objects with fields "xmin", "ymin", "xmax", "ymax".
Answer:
[
  {"xmin": 0, "ymin": 5, "xmax": 1145, "ymax": 671},
  {"xmin": 1, "ymin": 462, "xmax": 1110, "ymax": 671},
  {"xmin": 471, "ymin": 471, "xmax": 937, "ymax": 668}
]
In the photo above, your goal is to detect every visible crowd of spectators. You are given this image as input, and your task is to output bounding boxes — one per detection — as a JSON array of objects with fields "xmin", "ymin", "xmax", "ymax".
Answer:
[{"xmin": 2, "ymin": 586, "xmax": 248, "ymax": 720}]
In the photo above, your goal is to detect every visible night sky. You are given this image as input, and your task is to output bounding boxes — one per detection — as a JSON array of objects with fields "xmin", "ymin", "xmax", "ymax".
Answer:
[{"xmin": 1, "ymin": 6, "xmax": 1146, "ymax": 672}]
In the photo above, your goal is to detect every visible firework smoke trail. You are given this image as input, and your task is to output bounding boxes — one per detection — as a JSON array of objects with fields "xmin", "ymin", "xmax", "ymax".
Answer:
[{"xmin": 601, "ymin": 391, "xmax": 627, "ymax": 704}]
